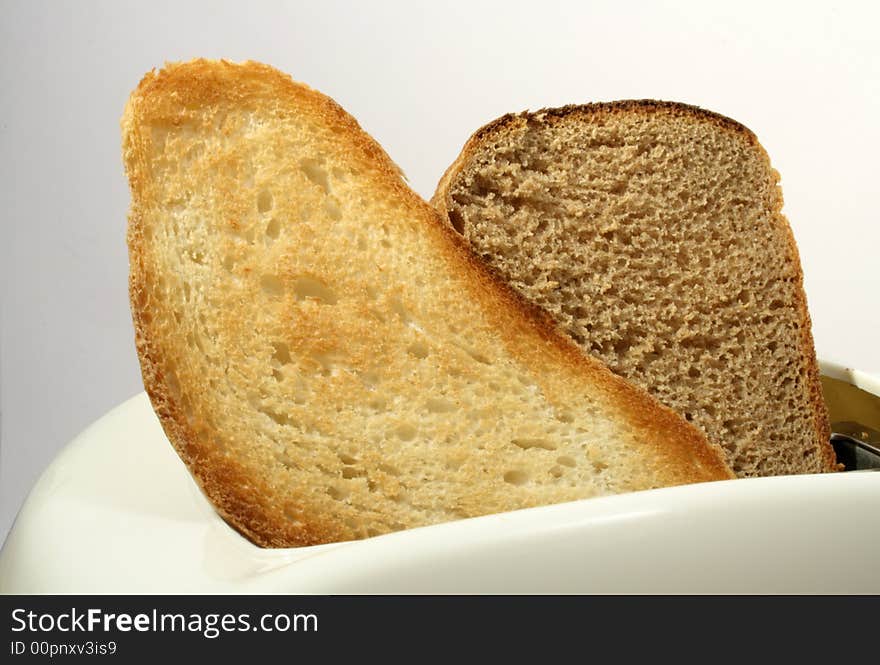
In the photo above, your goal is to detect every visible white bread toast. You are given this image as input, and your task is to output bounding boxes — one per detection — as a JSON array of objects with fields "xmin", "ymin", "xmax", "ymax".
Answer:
[
  {"xmin": 122, "ymin": 62, "xmax": 733, "ymax": 547},
  {"xmin": 433, "ymin": 102, "xmax": 836, "ymax": 478}
]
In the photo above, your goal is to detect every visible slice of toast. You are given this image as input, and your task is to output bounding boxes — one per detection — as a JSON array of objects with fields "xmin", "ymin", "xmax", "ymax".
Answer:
[
  {"xmin": 432, "ymin": 102, "xmax": 836, "ymax": 478},
  {"xmin": 122, "ymin": 63, "xmax": 732, "ymax": 548}
]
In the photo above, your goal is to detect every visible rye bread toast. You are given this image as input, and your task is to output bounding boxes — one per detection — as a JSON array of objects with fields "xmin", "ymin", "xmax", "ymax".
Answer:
[{"xmin": 433, "ymin": 102, "xmax": 836, "ymax": 477}]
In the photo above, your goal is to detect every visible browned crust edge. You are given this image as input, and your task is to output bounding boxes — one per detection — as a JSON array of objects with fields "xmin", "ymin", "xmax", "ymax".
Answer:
[
  {"xmin": 123, "ymin": 63, "xmax": 735, "ymax": 548},
  {"xmin": 432, "ymin": 101, "xmax": 837, "ymax": 474}
]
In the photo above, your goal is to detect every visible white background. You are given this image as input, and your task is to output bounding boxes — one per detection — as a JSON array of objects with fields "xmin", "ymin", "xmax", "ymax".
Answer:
[{"xmin": 1, "ymin": 0, "xmax": 878, "ymax": 543}]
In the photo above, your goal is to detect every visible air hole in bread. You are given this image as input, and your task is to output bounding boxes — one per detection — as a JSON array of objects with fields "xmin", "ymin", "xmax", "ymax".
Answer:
[
  {"xmin": 272, "ymin": 342, "xmax": 292, "ymax": 365},
  {"xmin": 222, "ymin": 254, "xmax": 236, "ymax": 272},
  {"xmin": 407, "ymin": 341, "xmax": 429, "ymax": 359},
  {"xmin": 260, "ymin": 407, "xmax": 293, "ymax": 427},
  {"xmin": 260, "ymin": 274, "xmax": 284, "ymax": 296},
  {"xmin": 549, "ymin": 466, "xmax": 563, "ymax": 478},
  {"xmin": 425, "ymin": 398, "xmax": 455, "ymax": 413},
  {"xmin": 591, "ymin": 459, "xmax": 608, "ymax": 473},
  {"xmin": 257, "ymin": 189, "xmax": 273, "ymax": 213},
  {"xmin": 341, "ymin": 466, "xmax": 364, "ymax": 479},
  {"xmin": 503, "ymin": 470, "xmax": 529, "ymax": 485},
  {"xmin": 265, "ymin": 218, "xmax": 280, "ymax": 239},
  {"xmin": 512, "ymin": 438, "xmax": 557, "ymax": 451},
  {"xmin": 680, "ymin": 335, "xmax": 719, "ymax": 352},
  {"xmin": 395, "ymin": 423, "xmax": 418, "ymax": 441},
  {"xmin": 293, "ymin": 276, "xmax": 338, "ymax": 304},
  {"xmin": 455, "ymin": 342, "xmax": 491, "ymax": 365},
  {"xmin": 466, "ymin": 348, "xmax": 491, "ymax": 365},
  {"xmin": 722, "ymin": 419, "xmax": 740, "ymax": 432},
  {"xmin": 556, "ymin": 455, "xmax": 576, "ymax": 467},
  {"xmin": 556, "ymin": 411, "xmax": 574, "ymax": 423},
  {"xmin": 326, "ymin": 485, "xmax": 349, "ymax": 500},
  {"xmin": 643, "ymin": 350, "xmax": 661, "ymax": 365},
  {"xmin": 300, "ymin": 158, "xmax": 330, "ymax": 193},
  {"xmin": 612, "ymin": 337, "xmax": 632, "ymax": 355},
  {"xmin": 338, "ymin": 453, "xmax": 358, "ymax": 465}
]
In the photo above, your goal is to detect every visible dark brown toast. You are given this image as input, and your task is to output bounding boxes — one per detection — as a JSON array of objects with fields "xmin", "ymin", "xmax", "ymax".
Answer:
[{"xmin": 433, "ymin": 101, "xmax": 836, "ymax": 477}]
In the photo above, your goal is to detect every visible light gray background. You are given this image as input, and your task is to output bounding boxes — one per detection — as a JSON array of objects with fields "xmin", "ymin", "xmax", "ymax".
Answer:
[{"xmin": 2, "ymin": 0, "xmax": 878, "ymax": 544}]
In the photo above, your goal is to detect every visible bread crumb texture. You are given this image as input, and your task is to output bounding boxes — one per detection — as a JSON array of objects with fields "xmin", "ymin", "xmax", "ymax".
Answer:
[
  {"xmin": 435, "ymin": 102, "xmax": 835, "ymax": 478},
  {"xmin": 123, "ymin": 64, "xmax": 732, "ymax": 547}
]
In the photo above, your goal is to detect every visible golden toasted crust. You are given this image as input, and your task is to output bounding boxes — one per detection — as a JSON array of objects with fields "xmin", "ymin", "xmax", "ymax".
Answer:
[
  {"xmin": 123, "ymin": 62, "xmax": 733, "ymax": 548},
  {"xmin": 432, "ymin": 101, "xmax": 836, "ymax": 476}
]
